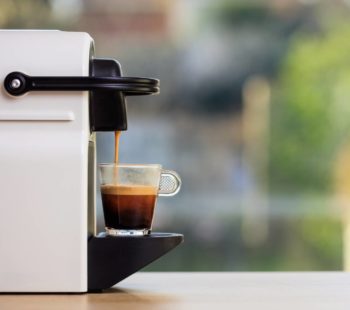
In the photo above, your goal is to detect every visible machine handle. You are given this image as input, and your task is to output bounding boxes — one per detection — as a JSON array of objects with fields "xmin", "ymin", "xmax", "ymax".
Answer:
[{"xmin": 4, "ymin": 72, "xmax": 160, "ymax": 96}]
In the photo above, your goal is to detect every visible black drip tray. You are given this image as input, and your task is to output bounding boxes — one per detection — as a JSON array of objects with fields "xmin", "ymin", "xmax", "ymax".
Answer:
[{"xmin": 88, "ymin": 232, "xmax": 184, "ymax": 291}]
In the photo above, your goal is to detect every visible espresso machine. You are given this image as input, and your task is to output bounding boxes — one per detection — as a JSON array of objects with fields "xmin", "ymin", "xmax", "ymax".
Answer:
[{"xmin": 0, "ymin": 30, "xmax": 183, "ymax": 292}]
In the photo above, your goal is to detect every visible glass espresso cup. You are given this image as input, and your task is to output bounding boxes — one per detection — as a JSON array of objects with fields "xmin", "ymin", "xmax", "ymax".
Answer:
[{"xmin": 99, "ymin": 164, "xmax": 181, "ymax": 236}]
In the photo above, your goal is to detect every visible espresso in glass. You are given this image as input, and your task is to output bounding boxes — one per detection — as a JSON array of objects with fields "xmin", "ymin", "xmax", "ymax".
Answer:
[
  {"xmin": 101, "ymin": 184, "xmax": 157, "ymax": 231},
  {"xmin": 99, "ymin": 164, "xmax": 181, "ymax": 236}
]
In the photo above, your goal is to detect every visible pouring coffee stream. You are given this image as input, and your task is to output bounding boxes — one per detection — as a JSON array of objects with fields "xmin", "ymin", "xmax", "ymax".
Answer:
[
  {"xmin": 115, "ymin": 131, "xmax": 121, "ymax": 164},
  {"xmin": 112, "ymin": 131, "xmax": 121, "ymax": 184}
]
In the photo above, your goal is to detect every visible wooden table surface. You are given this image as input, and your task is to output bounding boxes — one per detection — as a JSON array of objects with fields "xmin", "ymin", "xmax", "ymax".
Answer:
[{"xmin": 1, "ymin": 272, "xmax": 350, "ymax": 310}]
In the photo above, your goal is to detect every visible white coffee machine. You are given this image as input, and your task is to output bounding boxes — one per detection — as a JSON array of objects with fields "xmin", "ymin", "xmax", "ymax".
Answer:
[{"xmin": 0, "ymin": 30, "xmax": 182, "ymax": 293}]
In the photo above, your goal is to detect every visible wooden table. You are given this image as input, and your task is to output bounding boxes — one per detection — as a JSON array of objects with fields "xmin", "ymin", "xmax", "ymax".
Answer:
[{"xmin": 1, "ymin": 272, "xmax": 350, "ymax": 309}]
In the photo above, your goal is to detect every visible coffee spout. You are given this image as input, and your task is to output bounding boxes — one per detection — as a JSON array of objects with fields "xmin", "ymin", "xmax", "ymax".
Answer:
[
  {"xmin": 89, "ymin": 58, "xmax": 127, "ymax": 131},
  {"xmin": 89, "ymin": 58, "xmax": 159, "ymax": 132}
]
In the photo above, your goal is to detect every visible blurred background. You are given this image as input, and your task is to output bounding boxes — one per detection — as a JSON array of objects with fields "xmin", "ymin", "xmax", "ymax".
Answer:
[{"xmin": 3, "ymin": 0, "xmax": 350, "ymax": 271}]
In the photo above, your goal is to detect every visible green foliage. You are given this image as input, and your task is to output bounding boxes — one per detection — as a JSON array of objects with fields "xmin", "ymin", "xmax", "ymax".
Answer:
[
  {"xmin": 146, "ymin": 215, "xmax": 342, "ymax": 271},
  {"xmin": 298, "ymin": 216, "xmax": 342, "ymax": 267},
  {"xmin": 270, "ymin": 20, "xmax": 350, "ymax": 193},
  {"xmin": 208, "ymin": 1, "xmax": 272, "ymax": 26}
]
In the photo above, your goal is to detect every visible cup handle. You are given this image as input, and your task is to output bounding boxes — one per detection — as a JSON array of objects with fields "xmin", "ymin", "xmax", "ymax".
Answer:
[{"xmin": 159, "ymin": 170, "xmax": 182, "ymax": 197}]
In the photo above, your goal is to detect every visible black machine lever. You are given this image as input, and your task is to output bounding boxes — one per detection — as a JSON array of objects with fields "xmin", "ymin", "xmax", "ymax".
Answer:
[
  {"xmin": 4, "ymin": 71, "xmax": 159, "ymax": 96},
  {"xmin": 3, "ymin": 58, "xmax": 159, "ymax": 131}
]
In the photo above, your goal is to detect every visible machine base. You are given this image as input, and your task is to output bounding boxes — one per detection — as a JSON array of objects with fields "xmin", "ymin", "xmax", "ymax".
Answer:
[{"xmin": 87, "ymin": 232, "xmax": 184, "ymax": 291}]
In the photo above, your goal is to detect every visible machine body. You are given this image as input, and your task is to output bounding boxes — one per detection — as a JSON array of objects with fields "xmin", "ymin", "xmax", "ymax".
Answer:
[
  {"xmin": 0, "ymin": 30, "xmax": 92, "ymax": 292},
  {"xmin": 0, "ymin": 30, "xmax": 182, "ymax": 293}
]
